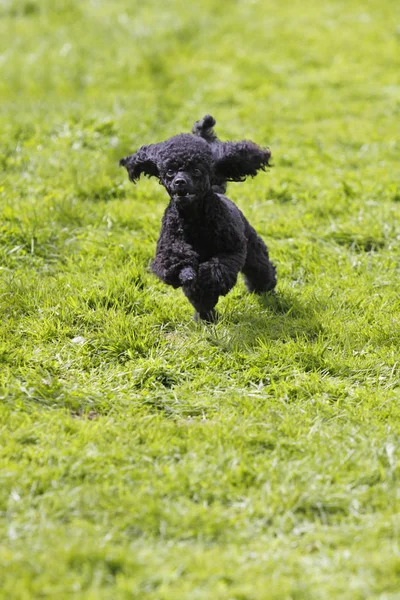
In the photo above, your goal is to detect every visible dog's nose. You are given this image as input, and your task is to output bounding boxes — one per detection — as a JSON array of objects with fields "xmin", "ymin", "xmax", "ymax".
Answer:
[{"xmin": 174, "ymin": 176, "xmax": 186, "ymax": 187}]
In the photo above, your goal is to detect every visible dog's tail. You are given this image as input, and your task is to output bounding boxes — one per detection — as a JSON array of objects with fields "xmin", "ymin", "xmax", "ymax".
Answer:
[
  {"xmin": 192, "ymin": 115, "xmax": 228, "ymax": 194},
  {"xmin": 192, "ymin": 114, "xmax": 219, "ymax": 143}
]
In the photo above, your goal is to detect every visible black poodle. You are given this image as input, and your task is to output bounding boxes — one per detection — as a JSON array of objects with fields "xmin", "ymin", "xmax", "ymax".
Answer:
[{"xmin": 120, "ymin": 115, "xmax": 276, "ymax": 322}]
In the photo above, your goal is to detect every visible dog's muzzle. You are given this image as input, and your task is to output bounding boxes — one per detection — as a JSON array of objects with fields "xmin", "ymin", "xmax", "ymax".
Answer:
[{"xmin": 171, "ymin": 174, "xmax": 194, "ymax": 198}]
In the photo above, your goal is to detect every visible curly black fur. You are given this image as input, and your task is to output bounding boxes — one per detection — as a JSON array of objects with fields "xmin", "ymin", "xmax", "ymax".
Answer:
[
  {"xmin": 192, "ymin": 114, "xmax": 227, "ymax": 194},
  {"xmin": 120, "ymin": 116, "xmax": 276, "ymax": 321}
]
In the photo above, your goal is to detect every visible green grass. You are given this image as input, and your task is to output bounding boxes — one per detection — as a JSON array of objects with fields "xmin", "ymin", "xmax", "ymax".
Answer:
[{"xmin": 1, "ymin": 0, "xmax": 400, "ymax": 597}]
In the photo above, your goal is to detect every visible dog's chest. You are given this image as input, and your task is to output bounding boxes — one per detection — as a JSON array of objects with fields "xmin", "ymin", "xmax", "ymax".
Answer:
[
  {"xmin": 182, "ymin": 220, "xmax": 218, "ymax": 259},
  {"xmin": 174, "ymin": 195, "xmax": 243, "ymax": 259}
]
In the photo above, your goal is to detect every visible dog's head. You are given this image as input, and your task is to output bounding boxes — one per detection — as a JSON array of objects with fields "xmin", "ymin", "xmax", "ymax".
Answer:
[
  {"xmin": 120, "ymin": 134, "xmax": 213, "ymax": 206},
  {"xmin": 120, "ymin": 118, "xmax": 271, "ymax": 204},
  {"xmin": 156, "ymin": 135, "xmax": 214, "ymax": 203}
]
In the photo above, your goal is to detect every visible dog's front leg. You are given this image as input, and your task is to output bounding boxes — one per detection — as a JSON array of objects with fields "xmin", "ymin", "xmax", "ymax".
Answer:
[
  {"xmin": 197, "ymin": 250, "xmax": 247, "ymax": 296},
  {"xmin": 182, "ymin": 249, "xmax": 247, "ymax": 320},
  {"xmin": 151, "ymin": 208, "xmax": 199, "ymax": 288},
  {"xmin": 152, "ymin": 240, "xmax": 199, "ymax": 289}
]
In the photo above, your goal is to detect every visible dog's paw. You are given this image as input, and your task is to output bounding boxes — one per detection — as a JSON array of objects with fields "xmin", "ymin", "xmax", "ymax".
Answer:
[
  {"xmin": 194, "ymin": 308, "xmax": 218, "ymax": 323},
  {"xmin": 179, "ymin": 266, "xmax": 197, "ymax": 284}
]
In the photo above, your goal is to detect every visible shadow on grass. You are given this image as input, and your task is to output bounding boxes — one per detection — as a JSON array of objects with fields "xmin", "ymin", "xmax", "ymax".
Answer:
[{"xmin": 217, "ymin": 291, "xmax": 323, "ymax": 349}]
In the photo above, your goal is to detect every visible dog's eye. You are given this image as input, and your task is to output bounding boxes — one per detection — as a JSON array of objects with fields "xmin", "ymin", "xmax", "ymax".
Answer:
[
  {"xmin": 193, "ymin": 169, "xmax": 202, "ymax": 177},
  {"xmin": 166, "ymin": 169, "xmax": 175, "ymax": 178}
]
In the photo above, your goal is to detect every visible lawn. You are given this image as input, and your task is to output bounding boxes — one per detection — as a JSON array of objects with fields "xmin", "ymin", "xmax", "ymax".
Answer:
[{"xmin": 1, "ymin": 0, "xmax": 400, "ymax": 598}]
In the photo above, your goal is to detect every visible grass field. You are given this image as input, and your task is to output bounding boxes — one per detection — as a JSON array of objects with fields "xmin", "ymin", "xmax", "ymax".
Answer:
[{"xmin": 1, "ymin": 0, "xmax": 400, "ymax": 598}]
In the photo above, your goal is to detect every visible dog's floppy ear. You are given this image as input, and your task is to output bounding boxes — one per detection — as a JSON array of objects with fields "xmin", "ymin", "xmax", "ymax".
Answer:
[
  {"xmin": 119, "ymin": 144, "xmax": 160, "ymax": 183},
  {"xmin": 213, "ymin": 141, "xmax": 271, "ymax": 182}
]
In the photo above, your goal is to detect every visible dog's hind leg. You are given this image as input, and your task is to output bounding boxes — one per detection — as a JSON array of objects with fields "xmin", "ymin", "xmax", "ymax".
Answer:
[{"xmin": 242, "ymin": 228, "xmax": 277, "ymax": 294}]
